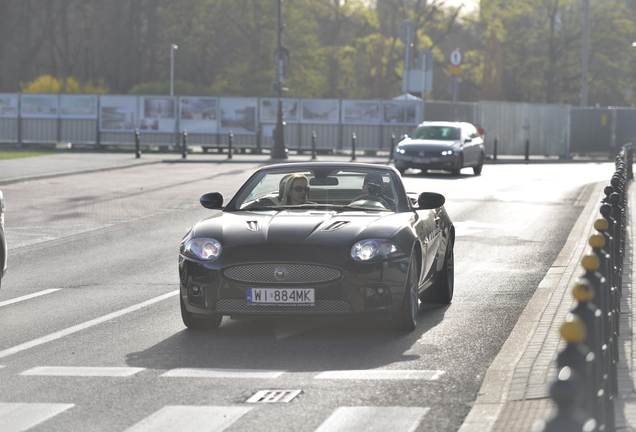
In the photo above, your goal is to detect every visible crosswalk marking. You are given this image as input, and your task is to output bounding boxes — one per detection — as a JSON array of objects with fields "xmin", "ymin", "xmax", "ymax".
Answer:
[
  {"xmin": 123, "ymin": 406, "xmax": 252, "ymax": 432},
  {"xmin": 315, "ymin": 406, "xmax": 429, "ymax": 432},
  {"xmin": 0, "ymin": 402, "xmax": 74, "ymax": 432},
  {"xmin": 314, "ymin": 370, "xmax": 445, "ymax": 380},
  {"xmin": 161, "ymin": 368, "xmax": 285, "ymax": 379},
  {"xmin": 0, "ymin": 289, "xmax": 61, "ymax": 308},
  {"xmin": 21, "ymin": 366, "xmax": 145, "ymax": 377},
  {"xmin": 0, "ymin": 290, "xmax": 178, "ymax": 360}
]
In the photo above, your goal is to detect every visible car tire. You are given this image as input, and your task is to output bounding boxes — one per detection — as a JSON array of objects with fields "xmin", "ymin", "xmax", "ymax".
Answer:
[
  {"xmin": 422, "ymin": 239, "xmax": 454, "ymax": 304},
  {"xmin": 180, "ymin": 296, "xmax": 223, "ymax": 330},
  {"xmin": 392, "ymin": 253, "xmax": 420, "ymax": 331},
  {"xmin": 451, "ymin": 154, "xmax": 463, "ymax": 176},
  {"xmin": 473, "ymin": 153, "xmax": 484, "ymax": 175}
]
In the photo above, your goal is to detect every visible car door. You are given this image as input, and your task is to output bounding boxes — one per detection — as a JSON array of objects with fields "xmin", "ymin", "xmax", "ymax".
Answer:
[{"xmin": 461, "ymin": 124, "xmax": 479, "ymax": 165}]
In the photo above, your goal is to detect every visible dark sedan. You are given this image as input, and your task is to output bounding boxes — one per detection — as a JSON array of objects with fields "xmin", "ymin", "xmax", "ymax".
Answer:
[
  {"xmin": 178, "ymin": 162, "xmax": 454, "ymax": 331},
  {"xmin": 393, "ymin": 121, "xmax": 485, "ymax": 175}
]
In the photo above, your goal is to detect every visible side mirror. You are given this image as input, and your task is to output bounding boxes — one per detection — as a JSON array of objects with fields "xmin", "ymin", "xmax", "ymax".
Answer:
[
  {"xmin": 200, "ymin": 192, "xmax": 224, "ymax": 209},
  {"xmin": 417, "ymin": 192, "xmax": 445, "ymax": 210},
  {"xmin": 464, "ymin": 137, "xmax": 472, "ymax": 143}
]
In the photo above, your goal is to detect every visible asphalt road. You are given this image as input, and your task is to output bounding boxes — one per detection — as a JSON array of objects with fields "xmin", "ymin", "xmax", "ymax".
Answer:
[{"xmin": 0, "ymin": 161, "xmax": 615, "ymax": 432}]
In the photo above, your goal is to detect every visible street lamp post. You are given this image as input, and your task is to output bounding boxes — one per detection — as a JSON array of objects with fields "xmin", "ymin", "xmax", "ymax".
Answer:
[
  {"xmin": 170, "ymin": 44, "xmax": 178, "ymax": 96},
  {"xmin": 271, "ymin": 0, "xmax": 288, "ymax": 159},
  {"xmin": 580, "ymin": 0, "xmax": 589, "ymax": 106}
]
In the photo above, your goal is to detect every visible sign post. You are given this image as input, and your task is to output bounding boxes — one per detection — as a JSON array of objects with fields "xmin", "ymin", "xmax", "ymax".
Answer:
[{"xmin": 449, "ymin": 48, "xmax": 462, "ymax": 104}]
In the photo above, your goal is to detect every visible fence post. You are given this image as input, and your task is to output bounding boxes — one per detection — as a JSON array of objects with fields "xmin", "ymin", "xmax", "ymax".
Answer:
[
  {"xmin": 228, "ymin": 131, "xmax": 233, "ymax": 159},
  {"xmin": 311, "ymin": 131, "xmax": 317, "ymax": 160},
  {"xmin": 134, "ymin": 129, "xmax": 141, "ymax": 159},
  {"xmin": 493, "ymin": 136, "xmax": 498, "ymax": 161},
  {"xmin": 181, "ymin": 130, "xmax": 187, "ymax": 159},
  {"xmin": 525, "ymin": 136, "xmax": 530, "ymax": 161},
  {"xmin": 389, "ymin": 133, "xmax": 396, "ymax": 162},
  {"xmin": 351, "ymin": 132, "xmax": 357, "ymax": 161}
]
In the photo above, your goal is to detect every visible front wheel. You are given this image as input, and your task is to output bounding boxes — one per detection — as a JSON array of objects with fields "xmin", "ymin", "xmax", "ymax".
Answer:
[
  {"xmin": 473, "ymin": 153, "xmax": 484, "ymax": 175},
  {"xmin": 451, "ymin": 154, "xmax": 463, "ymax": 176},
  {"xmin": 180, "ymin": 296, "xmax": 223, "ymax": 330},
  {"xmin": 422, "ymin": 239, "xmax": 454, "ymax": 304},
  {"xmin": 392, "ymin": 254, "xmax": 420, "ymax": 331}
]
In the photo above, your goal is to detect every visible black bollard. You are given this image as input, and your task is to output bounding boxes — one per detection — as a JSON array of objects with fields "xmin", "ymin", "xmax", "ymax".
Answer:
[
  {"xmin": 311, "ymin": 131, "xmax": 317, "ymax": 160},
  {"xmin": 134, "ymin": 129, "xmax": 141, "ymax": 159},
  {"xmin": 228, "ymin": 131, "xmax": 234, "ymax": 159},
  {"xmin": 351, "ymin": 132, "xmax": 357, "ymax": 161},
  {"xmin": 525, "ymin": 136, "xmax": 530, "ymax": 162},
  {"xmin": 181, "ymin": 130, "xmax": 188, "ymax": 159},
  {"xmin": 539, "ymin": 367, "xmax": 596, "ymax": 432},
  {"xmin": 493, "ymin": 136, "xmax": 498, "ymax": 161},
  {"xmin": 389, "ymin": 133, "xmax": 396, "ymax": 162}
]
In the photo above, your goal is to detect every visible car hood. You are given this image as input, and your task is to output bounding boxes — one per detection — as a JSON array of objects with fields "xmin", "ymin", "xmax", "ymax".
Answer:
[
  {"xmin": 190, "ymin": 209, "xmax": 415, "ymax": 247},
  {"xmin": 398, "ymin": 140, "xmax": 458, "ymax": 152}
]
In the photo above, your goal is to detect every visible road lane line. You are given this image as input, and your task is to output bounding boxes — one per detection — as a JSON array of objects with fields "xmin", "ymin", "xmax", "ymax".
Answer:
[
  {"xmin": 123, "ymin": 406, "xmax": 252, "ymax": 432},
  {"xmin": 0, "ymin": 289, "xmax": 61, "ymax": 308},
  {"xmin": 315, "ymin": 407, "xmax": 429, "ymax": 432},
  {"xmin": 162, "ymin": 368, "xmax": 285, "ymax": 379},
  {"xmin": 314, "ymin": 370, "xmax": 445, "ymax": 380},
  {"xmin": 0, "ymin": 402, "xmax": 74, "ymax": 432},
  {"xmin": 0, "ymin": 290, "xmax": 179, "ymax": 360},
  {"xmin": 21, "ymin": 366, "xmax": 145, "ymax": 377}
]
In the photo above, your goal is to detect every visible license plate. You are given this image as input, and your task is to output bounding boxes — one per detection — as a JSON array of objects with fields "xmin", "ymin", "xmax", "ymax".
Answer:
[
  {"xmin": 246, "ymin": 288, "xmax": 315, "ymax": 306},
  {"xmin": 413, "ymin": 157, "xmax": 431, "ymax": 164}
]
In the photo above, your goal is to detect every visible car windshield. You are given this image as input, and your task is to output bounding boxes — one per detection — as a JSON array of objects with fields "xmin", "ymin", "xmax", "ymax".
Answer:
[
  {"xmin": 411, "ymin": 125, "xmax": 460, "ymax": 141},
  {"xmin": 232, "ymin": 167, "xmax": 399, "ymax": 212}
]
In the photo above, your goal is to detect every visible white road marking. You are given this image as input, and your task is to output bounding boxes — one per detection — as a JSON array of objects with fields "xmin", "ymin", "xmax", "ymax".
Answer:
[
  {"xmin": 0, "ymin": 289, "xmax": 61, "ymax": 308},
  {"xmin": 0, "ymin": 402, "xmax": 74, "ymax": 432},
  {"xmin": 315, "ymin": 406, "xmax": 429, "ymax": 432},
  {"xmin": 123, "ymin": 405, "xmax": 252, "ymax": 432},
  {"xmin": 0, "ymin": 290, "xmax": 179, "ymax": 360},
  {"xmin": 161, "ymin": 368, "xmax": 285, "ymax": 379},
  {"xmin": 315, "ymin": 370, "xmax": 445, "ymax": 380},
  {"xmin": 21, "ymin": 366, "xmax": 145, "ymax": 377}
]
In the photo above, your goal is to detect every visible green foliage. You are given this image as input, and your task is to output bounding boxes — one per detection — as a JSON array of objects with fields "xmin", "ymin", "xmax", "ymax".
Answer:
[{"xmin": 21, "ymin": 75, "xmax": 108, "ymax": 94}]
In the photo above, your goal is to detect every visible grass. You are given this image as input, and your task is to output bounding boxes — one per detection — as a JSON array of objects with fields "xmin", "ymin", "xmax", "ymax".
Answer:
[{"xmin": 0, "ymin": 150, "xmax": 55, "ymax": 160}]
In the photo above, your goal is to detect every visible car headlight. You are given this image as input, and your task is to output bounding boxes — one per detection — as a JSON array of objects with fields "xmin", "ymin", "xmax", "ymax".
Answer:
[
  {"xmin": 351, "ymin": 239, "xmax": 405, "ymax": 261},
  {"xmin": 441, "ymin": 150, "xmax": 454, "ymax": 156},
  {"xmin": 395, "ymin": 147, "xmax": 406, "ymax": 154},
  {"xmin": 182, "ymin": 238, "xmax": 222, "ymax": 261}
]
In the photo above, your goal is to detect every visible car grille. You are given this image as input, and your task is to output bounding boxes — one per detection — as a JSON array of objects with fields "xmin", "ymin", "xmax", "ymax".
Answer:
[
  {"xmin": 223, "ymin": 264, "xmax": 341, "ymax": 284},
  {"xmin": 215, "ymin": 299, "xmax": 352, "ymax": 314},
  {"xmin": 403, "ymin": 149, "xmax": 441, "ymax": 157}
]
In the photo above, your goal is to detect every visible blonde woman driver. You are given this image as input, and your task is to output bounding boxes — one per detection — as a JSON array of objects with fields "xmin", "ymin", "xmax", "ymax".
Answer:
[{"xmin": 281, "ymin": 173, "xmax": 311, "ymax": 205}]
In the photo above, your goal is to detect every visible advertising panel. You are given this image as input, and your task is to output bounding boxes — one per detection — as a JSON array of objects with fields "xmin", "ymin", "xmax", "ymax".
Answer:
[
  {"xmin": 21, "ymin": 94, "xmax": 59, "ymax": 118},
  {"xmin": 60, "ymin": 95, "xmax": 98, "ymax": 119},
  {"xmin": 99, "ymin": 95, "xmax": 138, "ymax": 132},
  {"xmin": 382, "ymin": 101, "xmax": 421, "ymax": 125},
  {"xmin": 178, "ymin": 97, "xmax": 218, "ymax": 134},
  {"xmin": 300, "ymin": 99, "xmax": 339, "ymax": 124},
  {"xmin": 219, "ymin": 97, "xmax": 258, "ymax": 134},
  {"xmin": 342, "ymin": 100, "xmax": 381, "ymax": 124},
  {"xmin": 259, "ymin": 98, "xmax": 299, "ymax": 123},
  {"xmin": 138, "ymin": 96, "xmax": 177, "ymax": 133},
  {"xmin": 0, "ymin": 94, "xmax": 19, "ymax": 118}
]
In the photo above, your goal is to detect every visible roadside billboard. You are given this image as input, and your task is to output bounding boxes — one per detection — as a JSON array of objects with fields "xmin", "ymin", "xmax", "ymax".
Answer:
[
  {"xmin": 301, "ymin": 99, "xmax": 339, "ymax": 124},
  {"xmin": 99, "ymin": 95, "xmax": 138, "ymax": 132},
  {"xmin": 178, "ymin": 97, "xmax": 218, "ymax": 134},
  {"xmin": 382, "ymin": 101, "xmax": 421, "ymax": 125},
  {"xmin": 342, "ymin": 100, "xmax": 381, "ymax": 125},
  {"xmin": 260, "ymin": 98, "xmax": 299, "ymax": 124},
  {"xmin": 0, "ymin": 94, "xmax": 19, "ymax": 118},
  {"xmin": 138, "ymin": 96, "xmax": 176, "ymax": 133},
  {"xmin": 60, "ymin": 95, "xmax": 98, "ymax": 119},
  {"xmin": 219, "ymin": 97, "xmax": 258, "ymax": 134},
  {"xmin": 21, "ymin": 94, "xmax": 59, "ymax": 118}
]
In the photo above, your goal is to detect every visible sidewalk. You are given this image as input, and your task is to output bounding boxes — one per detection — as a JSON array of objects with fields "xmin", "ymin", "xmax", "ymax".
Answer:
[{"xmin": 0, "ymin": 150, "xmax": 632, "ymax": 430}]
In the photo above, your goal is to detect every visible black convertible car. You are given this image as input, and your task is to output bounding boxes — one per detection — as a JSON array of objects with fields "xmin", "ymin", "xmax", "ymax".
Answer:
[{"xmin": 179, "ymin": 162, "xmax": 454, "ymax": 331}]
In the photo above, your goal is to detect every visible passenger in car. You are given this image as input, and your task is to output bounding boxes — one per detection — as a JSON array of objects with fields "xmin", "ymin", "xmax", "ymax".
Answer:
[
  {"xmin": 361, "ymin": 172, "xmax": 396, "ymax": 211},
  {"xmin": 281, "ymin": 174, "xmax": 311, "ymax": 205}
]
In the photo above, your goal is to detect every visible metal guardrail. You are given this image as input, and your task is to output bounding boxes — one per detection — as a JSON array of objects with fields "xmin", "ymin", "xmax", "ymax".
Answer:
[{"xmin": 538, "ymin": 143, "xmax": 633, "ymax": 431}]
